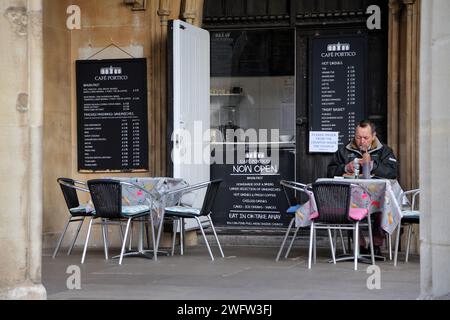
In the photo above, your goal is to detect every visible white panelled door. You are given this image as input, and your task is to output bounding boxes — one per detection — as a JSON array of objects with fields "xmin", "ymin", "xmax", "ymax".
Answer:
[{"xmin": 171, "ymin": 20, "xmax": 211, "ymax": 231}]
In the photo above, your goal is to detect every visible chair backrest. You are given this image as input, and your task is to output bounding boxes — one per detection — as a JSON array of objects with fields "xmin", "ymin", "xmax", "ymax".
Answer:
[
  {"xmin": 280, "ymin": 180, "xmax": 298, "ymax": 206},
  {"xmin": 199, "ymin": 179, "xmax": 223, "ymax": 216},
  {"xmin": 57, "ymin": 178, "xmax": 80, "ymax": 210},
  {"xmin": 87, "ymin": 179, "xmax": 123, "ymax": 219},
  {"xmin": 312, "ymin": 181, "xmax": 352, "ymax": 224},
  {"xmin": 280, "ymin": 180, "xmax": 311, "ymax": 206}
]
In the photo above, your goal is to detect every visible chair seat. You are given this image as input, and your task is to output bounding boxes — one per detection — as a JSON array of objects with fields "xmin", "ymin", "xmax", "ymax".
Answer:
[
  {"xmin": 309, "ymin": 211, "xmax": 319, "ymax": 220},
  {"xmin": 121, "ymin": 205, "xmax": 150, "ymax": 217},
  {"xmin": 309, "ymin": 208, "xmax": 368, "ymax": 221},
  {"xmin": 165, "ymin": 206, "xmax": 201, "ymax": 217},
  {"xmin": 349, "ymin": 208, "xmax": 369, "ymax": 221},
  {"xmin": 402, "ymin": 210, "xmax": 420, "ymax": 218},
  {"xmin": 70, "ymin": 205, "xmax": 95, "ymax": 217},
  {"xmin": 286, "ymin": 205, "xmax": 301, "ymax": 214}
]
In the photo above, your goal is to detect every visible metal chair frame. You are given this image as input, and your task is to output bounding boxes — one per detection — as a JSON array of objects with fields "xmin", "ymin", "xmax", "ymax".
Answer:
[
  {"xmin": 81, "ymin": 179, "xmax": 156, "ymax": 265},
  {"xmin": 394, "ymin": 189, "xmax": 420, "ymax": 266},
  {"xmin": 53, "ymin": 178, "xmax": 95, "ymax": 259},
  {"xmin": 308, "ymin": 182, "xmax": 376, "ymax": 271},
  {"xmin": 164, "ymin": 180, "xmax": 224, "ymax": 261}
]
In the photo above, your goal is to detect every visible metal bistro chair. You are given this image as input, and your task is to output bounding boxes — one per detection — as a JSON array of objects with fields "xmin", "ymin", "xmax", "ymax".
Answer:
[
  {"xmin": 394, "ymin": 189, "xmax": 421, "ymax": 266},
  {"xmin": 82, "ymin": 179, "xmax": 156, "ymax": 265},
  {"xmin": 164, "ymin": 180, "xmax": 224, "ymax": 261},
  {"xmin": 308, "ymin": 181, "xmax": 375, "ymax": 271},
  {"xmin": 275, "ymin": 180, "xmax": 310, "ymax": 261},
  {"xmin": 276, "ymin": 180, "xmax": 348, "ymax": 262},
  {"xmin": 53, "ymin": 178, "xmax": 95, "ymax": 259}
]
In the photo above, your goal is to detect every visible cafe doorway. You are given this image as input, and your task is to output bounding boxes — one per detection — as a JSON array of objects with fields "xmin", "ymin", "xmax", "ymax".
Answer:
[{"xmin": 295, "ymin": 26, "xmax": 388, "ymax": 184}]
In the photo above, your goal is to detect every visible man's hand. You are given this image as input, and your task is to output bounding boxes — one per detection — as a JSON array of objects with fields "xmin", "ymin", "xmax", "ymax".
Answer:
[{"xmin": 345, "ymin": 161, "xmax": 355, "ymax": 174}]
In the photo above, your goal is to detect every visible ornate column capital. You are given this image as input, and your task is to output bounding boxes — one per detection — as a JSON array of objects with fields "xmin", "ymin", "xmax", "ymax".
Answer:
[
  {"xmin": 401, "ymin": 0, "xmax": 416, "ymax": 5},
  {"xmin": 181, "ymin": 0, "xmax": 198, "ymax": 24},
  {"xmin": 158, "ymin": 0, "xmax": 171, "ymax": 26},
  {"xmin": 388, "ymin": 0, "xmax": 401, "ymax": 12}
]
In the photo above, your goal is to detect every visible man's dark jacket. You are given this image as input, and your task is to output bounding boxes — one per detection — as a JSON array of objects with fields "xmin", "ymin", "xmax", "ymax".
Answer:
[{"xmin": 327, "ymin": 138, "xmax": 399, "ymax": 179}]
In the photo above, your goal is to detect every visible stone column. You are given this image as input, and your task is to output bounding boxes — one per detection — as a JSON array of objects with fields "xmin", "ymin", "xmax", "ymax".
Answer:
[
  {"xmin": 387, "ymin": 0, "xmax": 401, "ymax": 156},
  {"xmin": 0, "ymin": 0, "xmax": 46, "ymax": 299},
  {"xmin": 419, "ymin": 0, "xmax": 450, "ymax": 299},
  {"xmin": 399, "ymin": 0, "xmax": 420, "ymax": 191}
]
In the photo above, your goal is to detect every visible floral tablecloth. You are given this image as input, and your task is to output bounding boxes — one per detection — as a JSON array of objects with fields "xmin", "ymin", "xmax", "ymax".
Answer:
[
  {"xmin": 110, "ymin": 177, "xmax": 188, "ymax": 225},
  {"xmin": 294, "ymin": 179, "xmax": 403, "ymax": 235}
]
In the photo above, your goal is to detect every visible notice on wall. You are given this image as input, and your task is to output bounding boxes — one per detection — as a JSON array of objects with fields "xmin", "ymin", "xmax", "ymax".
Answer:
[
  {"xmin": 76, "ymin": 58, "xmax": 149, "ymax": 172},
  {"xmin": 309, "ymin": 131, "xmax": 339, "ymax": 153},
  {"xmin": 309, "ymin": 36, "xmax": 367, "ymax": 152},
  {"xmin": 211, "ymin": 149, "xmax": 294, "ymax": 228}
]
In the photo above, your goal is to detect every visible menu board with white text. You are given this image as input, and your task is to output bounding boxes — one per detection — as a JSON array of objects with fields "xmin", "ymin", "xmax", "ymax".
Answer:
[
  {"xmin": 76, "ymin": 58, "xmax": 149, "ymax": 172},
  {"xmin": 309, "ymin": 36, "xmax": 367, "ymax": 151}
]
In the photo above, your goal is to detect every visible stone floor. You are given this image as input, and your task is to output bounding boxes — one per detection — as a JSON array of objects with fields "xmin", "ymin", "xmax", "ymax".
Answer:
[{"xmin": 42, "ymin": 243, "xmax": 420, "ymax": 300}]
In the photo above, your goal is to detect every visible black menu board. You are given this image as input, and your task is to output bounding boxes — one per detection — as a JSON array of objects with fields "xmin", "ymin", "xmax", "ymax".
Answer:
[
  {"xmin": 76, "ymin": 58, "xmax": 148, "ymax": 172},
  {"xmin": 211, "ymin": 148, "xmax": 294, "ymax": 228},
  {"xmin": 210, "ymin": 29, "xmax": 294, "ymax": 77},
  {"xmin": 309, "ymin": 36, "xmax": 367, "ymax": 151}
]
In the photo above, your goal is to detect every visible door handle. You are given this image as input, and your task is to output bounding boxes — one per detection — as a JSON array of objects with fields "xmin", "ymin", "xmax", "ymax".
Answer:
[{"xmin": 296, "ymin": 117, "xmax": 308, "ymax": 126}]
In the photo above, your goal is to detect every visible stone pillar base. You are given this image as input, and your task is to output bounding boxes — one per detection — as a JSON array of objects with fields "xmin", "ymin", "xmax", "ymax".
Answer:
[{"xmin": 0, "ymin": 283, "xmax": 47, "ymax": 300}]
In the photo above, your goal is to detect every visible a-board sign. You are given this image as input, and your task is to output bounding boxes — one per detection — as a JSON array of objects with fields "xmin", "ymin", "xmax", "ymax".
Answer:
[
  {"xmin": 211, "ymin": 148, "xmax": 294, "ymax": 228},
  {"xmin": 309, "ymin": 35, "xmax": 367, "ymax": 152},
  {"xmin": 76, "ymin": 58, "xmax": 149, "ymax": 172}
]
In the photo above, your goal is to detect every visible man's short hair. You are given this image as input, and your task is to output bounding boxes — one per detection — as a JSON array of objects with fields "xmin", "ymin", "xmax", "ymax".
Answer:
[{"xmin": 357, "ymin": 120, "xmax": 376, "ymax": 134}]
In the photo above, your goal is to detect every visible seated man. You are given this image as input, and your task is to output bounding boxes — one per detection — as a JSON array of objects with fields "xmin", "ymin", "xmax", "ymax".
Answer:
[{"xmin": 327, "ymin": 120, "xmax": 399, "ymax": 255}]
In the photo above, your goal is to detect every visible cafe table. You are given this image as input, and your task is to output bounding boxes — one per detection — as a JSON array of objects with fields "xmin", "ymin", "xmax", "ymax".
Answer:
[
  {"xmin": 110, "ymin": 177, "xmax": 188, "ymax": 261},
  {"xmin": 293, "ymin": 178, "xmax": 404, "ymax": 263},
  {"xmin": 295, "ymin": 178, "xmax": 404, "ymax": 236}
]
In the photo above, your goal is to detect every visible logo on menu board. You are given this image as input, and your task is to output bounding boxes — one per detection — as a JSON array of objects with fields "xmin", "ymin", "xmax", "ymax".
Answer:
[
  {"xmin": 95, "ymin": 66, "xmax": 128, "ymax": 81},
  {"xmin": 321, "ymin": 42, "xmax": 356, "ymax": 58},
  {"xmin": 100, "ymin": 66, "xmax": 123, "ymax": 75},
  {"xmin": 327, "ymin": 42, "xmax": 351, "ymax": 52}
]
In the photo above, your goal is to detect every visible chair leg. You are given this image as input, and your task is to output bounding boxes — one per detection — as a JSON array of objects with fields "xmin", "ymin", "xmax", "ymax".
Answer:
[
  {"xmin": 149, "ymin": 211, "xmax": 156, "ymax": 259},
  {"xmin": 119, "ymin": 224, "xmax": 124, "ymax": 244},
  {"xmin": 171, "ymin": 219, "xmax": 178, "ymax": 256},
  {"xmin": 145, "ymin": 220, "xmax": 151, "ymax": 250},
  {"xmin": 366, "ymin": 214, "xmax": 375, "ymax": 266},
  {"xmin": 276, "ymin": 217, "xmax": 294, "ymax": 262},
  {"xmin": 180, "ymin": 218, "xmax": 185, "ymax": 256},
  {"xmin": 313, "ymin": 228, "xmax": 317, "ymax": 264},
  {"xmin": 406, "ymin": 225, "xmax": 413, "ymax": 263},
  {"xmin": 195, "ymin": 217, "xmax": 214, "ymax": 261},
  {"xmin": 208, "ymin": 215, "xmax": 224, "ymax": 258},
  {"xmin": 339, "ymin": 229, "xmax": 347, "ymax": 255},
  {"xmin": 389, "ymin": 234, "xmax": 393, "ymax": 261},
  {"xmin": 128, "ymin": 222, "xmax": 133, "ymax": 251},
  {"xmin": 308, "ymin": 223, "xmax": 314, "ymax": 269},
  {"xmin": 102, "ymin": 220, "xmax": 109, "ymax": 261},
  {"xmin": 354, "ymin": 223, "xmax": 359, "ymax": 271},
  {"xmin": 285, "ymin": 226, "xmax": 300, "ymax": 259},
  {"xmin": 81, "ymin": 218, "xmax": 94, "ymax": 264},
  {"xmin": 67, "ymin": 219, "xmax": 84, "ymax": 256},
  {"xmin": 333, "ymin": 229, "xmax": 338, "ymax": 256},
  {"xmin": 52, "ymin": 218, "xmax": 72, "ymax": 259},
  {"xmin": 119, "ymin": 218, "xmax": 132, "ymax": 265},
  {"xmin": 394, "ymin": 223, "xmax": 402, "ymax": 266},
  {"xmin": 328, "ymin": 229, "xmax": 336, "ymax": 264}
]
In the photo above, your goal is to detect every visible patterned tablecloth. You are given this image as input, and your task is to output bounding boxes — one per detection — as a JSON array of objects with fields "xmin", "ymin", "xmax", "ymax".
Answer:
[
  {"xmin": 110, "ymin": 177, "xmax": 188, "ymax": 225},
  {"xmin": 295, "ymin": 179, "xmax": 404, "ymax": 235}
]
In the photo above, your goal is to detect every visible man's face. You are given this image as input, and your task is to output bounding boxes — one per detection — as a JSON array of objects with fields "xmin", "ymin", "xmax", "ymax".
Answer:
[{"xmin": 355, "ymin": 126, "xmax": 375, "ymax": 151}]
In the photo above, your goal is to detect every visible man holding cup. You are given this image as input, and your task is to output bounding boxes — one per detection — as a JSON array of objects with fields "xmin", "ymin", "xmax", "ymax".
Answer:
[{"xmin": 327, "ymin": 120, "xmax": 399, "ymax": 256}]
